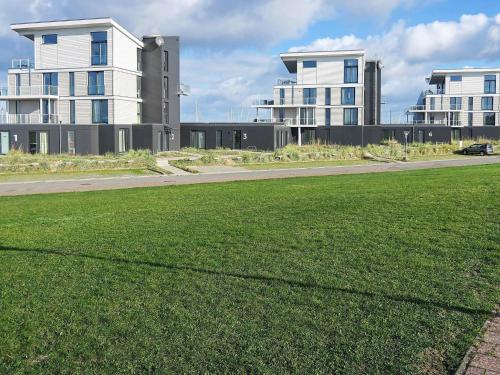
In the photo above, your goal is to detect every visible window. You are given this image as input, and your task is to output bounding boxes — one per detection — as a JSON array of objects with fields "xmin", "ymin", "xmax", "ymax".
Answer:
[
  {"xmin": 91, "ymin": 31, "xmax": 107, "ymax": 65},
  {"xmin": 279, "ymin": 88, "xmax": 285, "ymax": 105},
  {"xmin": 69, "ymin": 72, "xmax": 75, "ymax": 96},
  {"xmin": 88, "ymin": 72, "xmax": 104, "ymax": 95},
  {"xmin": 383, "ymin": 129, "xmax": 395, "ymax": 141},
  {"xmin": 468, "ymin": 112, "xmax": 473, "ymax": 126},
  {"xmin": 325, "ymin": 108, "xmax": 331, "ymax": 127},
  {"xmin": 42, "ymin": 34, "xmax": 57, "ymax": 44},
  {"xmin": 484, "ymin": 112, "xmax": 495, "ymax": 126},
  {"xmin": 136, "ymin": 103, "xmax": 142, "ymax": 124},
  {"xmin": 29, "ymin": 131, "xmax": 37, "ymax": 154},
  {"xmin": 67, "ymin": 131, "xmax": 75, "ymax": 155},
  {"xmin": 39, "ymin": 132, "xmax": 49, "ymax": 154},
  {"xmin": 341, "ymin": 87, "xmax": 355, "ymax": 105},
  {"xmin": 216, "ymin": 130, "xmax": 223, "ymax": 148},
  {"xmin": 303, "ymin": 88, "xmax": 316, "ymax": 105},
  {"xmin": 137, "ymin": 76, "xmax": 141, "ymax": 98},
  {"xmin": 92, "ymin": 100, "xmax": 108, "ymax": 124},
  {"xmin": 429, "ymin": 97, "xmax": 435, "ymax": 110},
  {"xmin": 451, "ymin": 129, "xmax": 461, "ymax": 141},
  {"xmin": 70, "ymin": 100, "xmax": 75, "ymax": 124},
  {"xmin": 163, "ymin": 50, "xmax": 169, "ymax": 72},
  {"xmin": 163, "ymin": 103, "xmax": 169, "ymax": 124},
  {"xmin": 163, "ymin": 76, "xmax": 169, "ymax": 99},
  {"xmin": 300, "ymin": 108, "xmax": 315, "ymax": 125},
  {"xmin": 450, "ymin": 75, "xmax": 462, "ymax": 82},
  {"xmin": 232, "ymin": 130, "xmax": 242, "ymax": 149},
  {"xmin": 137, "ymin": 48, "xmax": 142, "ymax": 71},
  {"xmin": 325, "ymin": 88, "xmax": 331, "ymax": 106},
  {"xmin": 302, "ymin": 129, "xmax": 316, "ymax": 144},
  {"xmin": 484, "ymin": 75, "xmax": 496, "ymax": 94},
  {"xmin": 190, "ymin": 130, "xmax": 206, "ymax": 148},
  {"xmin": 344, "ymin": 108, "xmax": 358, "ymax": 125},
  {"xmin": 43, "ymin": 72, "xmax": 58, "ymax": 95},
  {"xmin": 482, "ymin": 97, "xmax": 493, "ymax": 110},
  {"xmin": 278, "ymin": 108, "xmax": 285, "ymax": 122},
  {"xmin": 450, "ymin": 97, "xmax": 461, "ymax": 110},
  {"xmin": 42, "ymin": 99, "xmax": 49, "ymax": 123},
  {"xmin": 344, "ymin": 59, "xmax": 358, "ymax": 83},
  {"xmin": 468, "ymin": 97, "xmax": 473, "ymax": 111},
  {"xmin": 15, "ymin": 73, "xmax": 20, "ymax": 96},
  {"xmin": 303, "ymin": 60, "xmax": 316, "ymax": 68},
  {"xmin": 118, "ymin": 129, "xmax": 129, "ymax": 153}
]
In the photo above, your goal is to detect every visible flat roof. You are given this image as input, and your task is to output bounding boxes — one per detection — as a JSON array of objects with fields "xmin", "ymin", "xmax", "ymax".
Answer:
[
  {"xmin": 11, "ymin": 17, "xmax": 143, "ymax": 47},
  {"xmin": 428, "ymin": 67, "xmax": 500, "ymax": 84},
  {"xmin": 280, "ymin": 50, "xmax": 365, "ymax": 73}
]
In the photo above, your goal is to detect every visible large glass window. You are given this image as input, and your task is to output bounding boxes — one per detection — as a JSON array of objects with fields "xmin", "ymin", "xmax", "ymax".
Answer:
[
  {"xmin": 300, "ymin": 108, "xmax": 315, "ymax": 125},
  {"xmin": 278, "ymin": 108, "xmax": 285, "ymax": 122},
  {"xmin": 42, "ymin": 34, "xmax": 57, "ymax": 44},
  {"xmin": 383, "ymin": 129, "xmax": 395, "ymax": 141},
  {"xmin": 118, "ymin": 129, "xmax": 129, "ymax": 153},
  {"xmin": 450, "ymin": 75, "xmax": 462, "ymax": 82},
  {"xmin": 70, "ymin": 100, "xmax": 75, "ymax": 124},
  {"xmin": 343, "ymin": 108, "xmax": 358, "ymax": 125},
  {"xmin": 325, "ymin": 108, "xmax": 331, "ymax": 127},
  {"xmin": 163, "ymin": 76, "xmax": 169, "ymax": 99},
  {"xmin": 42, "ymin": 99, "xmax": 49, "ymax": 123},
  {"xmin": 484, "ymin": 75, "xmax": 496, "ymax": 94},
  {"xmin": 481, "ymin": 97, "xmax": 493, "ymax": 110},
  {"xmin": 29, "ymin": 131, "xmax": 37, "ymax": 154},
  {"xmin": 468, "ymin": 97, "xmax": 473, "ymax": 111},
  {"xmin": 279, "ymin": 88, "xmax": 285, "ymax": 105},
  {"xmin": 92, "ymin": 100, "xmax": 108, "ymax": 124},
  {"xmin": 303, "ymin": 88, "xmax": 316, "ymax": 105},
  {"xmin": 325, "ymin": 88, "xmax": 331, "ymax": 105},
  {"xmin": 233, "ymin": 130, "xmax": 242, "ymax": 149},
  {"xmin": 190, "ymin": 130, "xmax": 206, "ymax": 148},
  {"xmin": 303, "ymin": 60, "xmax": 317, "ymax": 68},
  {"xmin": 344, "ymin": 59, "xmax": 358, "ymax": 83},
  {"xmin": 216, "ymin": 130, "xmax": 223, "ymax": 148},
  {"xmin": 43, "ymin": 72, "xmax": 58, "ymax": 95},
  {"xmin": 450, "ymin": 97, "xmax": 461, "ymax": 110},
  {"xmin": 484, "ymin": 112, "xmax": 495, "ymax": 126},
  {"xmin": 468, "ymin": 112, "xmax": 473, "ymax": 127},
  {"xmin": 67, "ymin": 131, "xmax": 75, "ymax": 155},
  {"xmin": 429, "ymin": 97, "xmax": 435, "ymax": 110},
  {"xmin": 302, "ymin": 129, "xmax": 316, "ymax": 144},
  {"xmin": 91, "ymin": 31, "xmax": 107, "ymax": 65},
  {"xmin": 69, "ymin": 72, "xmax": 75, "ymax": 96},
  {"xmin": 341, "ymin": 87, "xmax": 355, "ymax": 105},
  {"xmin": 88, "ymin": 72, "xmax": 104, "ymax": 95},
  {"xmin": 163, "ymin": 51, "xmax": 169, "ymax": 72}
]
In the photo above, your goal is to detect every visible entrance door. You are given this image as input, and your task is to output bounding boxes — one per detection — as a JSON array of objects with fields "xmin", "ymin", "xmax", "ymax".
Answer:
[
  {"xmin": 29, "ymin": 131, "xmax": 37, "ymax": 154},
  {"xmin": 232, "ymin": 130, "xmax": 242, "ymax": 149},
  {"xmin": 417, "ymin": 129, "xmax": 425, "ymax": 143},
  {"xmin": 0, "ymin": 132, "xmax": 9, "ymax": 154}
]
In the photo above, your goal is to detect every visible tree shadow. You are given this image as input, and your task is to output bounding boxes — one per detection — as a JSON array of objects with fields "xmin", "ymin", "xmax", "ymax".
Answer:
[{"xmin": 0, "ymin": 244, "xmax": 491, "ymax": 316}]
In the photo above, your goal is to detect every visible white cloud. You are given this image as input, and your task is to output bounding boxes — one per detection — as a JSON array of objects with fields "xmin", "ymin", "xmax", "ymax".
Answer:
[{"xmin": 288, "ymin": 13, "xmax": 500, "ymax": 122}]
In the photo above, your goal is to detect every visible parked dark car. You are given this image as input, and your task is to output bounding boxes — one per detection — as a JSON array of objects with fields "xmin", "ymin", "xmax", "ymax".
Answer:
[{"xmin": 461, "ymin": 143, "xmax": 494, "ymax": 156}]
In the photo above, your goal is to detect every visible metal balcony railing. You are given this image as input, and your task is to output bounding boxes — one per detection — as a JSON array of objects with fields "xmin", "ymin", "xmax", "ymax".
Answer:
[
  {"xmin": 0, "ymin": 114, "xmax": 59, "ymax": 124},
  {"xmin": 11, "ymin": 58, "xmax": 34, "ymax": 69},
  {"xmin": 0, "ymin": 85, "xmax": 58, "ymax": 97}
]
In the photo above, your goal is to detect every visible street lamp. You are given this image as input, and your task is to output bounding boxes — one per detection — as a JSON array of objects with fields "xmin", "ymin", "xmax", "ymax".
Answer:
[{"xmin": 403, "ymin": 130, "xmax": 410, "ymax": 161}]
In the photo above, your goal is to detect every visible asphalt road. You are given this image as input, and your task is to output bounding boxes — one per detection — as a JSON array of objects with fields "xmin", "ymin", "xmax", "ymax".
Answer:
[{"xmin": 0, "ymin": 157, "xmax": 498, "ymax": 197}]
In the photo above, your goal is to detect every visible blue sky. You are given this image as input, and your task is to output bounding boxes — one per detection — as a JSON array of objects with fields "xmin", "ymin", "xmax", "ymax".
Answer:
[{"xmin": 0, "ymin": 0, "xmax": 499, "ymax": 123}]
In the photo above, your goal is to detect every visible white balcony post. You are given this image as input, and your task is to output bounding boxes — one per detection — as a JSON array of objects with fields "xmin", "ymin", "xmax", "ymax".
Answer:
[
  {"xmin": 298, "ymin": 127, "xmax": 302, "ymax": 146},
  {"xmin": 39, "ymin": 98, "xmax": 42, "ymax": 123}
]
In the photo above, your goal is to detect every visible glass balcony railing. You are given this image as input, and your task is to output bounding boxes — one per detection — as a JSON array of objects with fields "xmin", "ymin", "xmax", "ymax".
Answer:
[
  {"xmin": 0, "ymin": 114, "xmax": 59, "ymax": 124},
  {"xmin": 11, "ymin": 58, "xmax": 34, "ymax": 69},
  {"xmin": 87, "ymin": 85, "xmax": 105, "ymax": 95},
  {"xmin": 0, "ymin": 85, "xmax": 58, "ymax": 97}
]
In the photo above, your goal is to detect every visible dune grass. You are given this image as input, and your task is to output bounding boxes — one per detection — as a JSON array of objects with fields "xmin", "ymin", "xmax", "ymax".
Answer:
[{"xmin": 0, "ymin": 165, "xmax": 498, "ymax": 374}]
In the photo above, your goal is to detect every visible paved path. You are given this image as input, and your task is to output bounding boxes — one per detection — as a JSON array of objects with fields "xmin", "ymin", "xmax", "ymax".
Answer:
[
  {"xmin": 156, "ymin": 158, "xmax": 191, "ymax": 175},
  {"xmin": 0, "ymin": 157, "xmax": 498, "ymax": 196},
  {"xmin": 458, "ymin": 312, "xmax": 500, "ymax": 375}
]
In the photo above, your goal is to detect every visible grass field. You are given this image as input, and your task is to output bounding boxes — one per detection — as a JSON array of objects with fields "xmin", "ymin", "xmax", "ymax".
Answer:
[{"xmin": 0, "ymin": 165, "xmax": 498, "ymax": 374}]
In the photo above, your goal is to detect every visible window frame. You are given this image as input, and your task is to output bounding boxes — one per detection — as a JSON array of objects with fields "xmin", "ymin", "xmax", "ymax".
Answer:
[
  {"xmin": 483, "ymin": 112, "xmax": 495, "ymax": 126},
  {"xmin": 484, "ymin": 75, "xmax": 496, "ymax": 94},
  {"xmin": 450, "ymin": 75, "xmax": 462, "ymax": 82},
  {"xmin": 325, "ymin": 88, "xmax": 331, "ymax": 106},
  {"xmin": 481, "ymin": 97, "xmax": 493, "ymax": 111},
  {"xmin": 341, "ymin": 87, "xmax": 355, "ymax": 105},
  {"xmin": 325, "ymin": 108, "xmax": 331, "ymax": 127},
  {"xmin": 91, "ymin": 99, "xmax": 108, "ymax": 124},
  {"xmin": 88, "ymin": 71, "xmax": 105, "ymax": 95},
  {"xmin": 91, "ymin": 31, "xmax": 108, "ymax": 66},
  {"xmin": 303, "ymin": 60, "xmax": 317, "ymax": 68},
  {"xmin": 344, "ymin": 59, "xmax": 358, "ymax": 83},
  {"xmin": 69, "ymin": 100, "xmax": 76, "ymax": 124},
  {"xmin": 343, "ymin": 108, "xmax": 358, "ymax": 125}
]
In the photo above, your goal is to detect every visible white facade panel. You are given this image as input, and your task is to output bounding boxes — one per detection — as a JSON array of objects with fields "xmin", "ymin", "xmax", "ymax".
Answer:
[
  {"xmin": 113, "ymin": 70, "xmax": 138, "ymax": 98},
  {"xmin": 113, "ymin": 99, "xmax": 139, "ymax": 124},
  {"xmin": 112, "ymin": 28, "xmax": 140, "ymax": 72}
]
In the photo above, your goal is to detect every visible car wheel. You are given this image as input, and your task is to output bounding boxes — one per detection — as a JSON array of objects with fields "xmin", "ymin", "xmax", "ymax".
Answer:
[
  {"xmin": 463, "ymin": 150, "xmax": 467, "ymax": 155},
  {"xmin": 480, "ymin": 151, "xmax": 484, "ymax": 156}
]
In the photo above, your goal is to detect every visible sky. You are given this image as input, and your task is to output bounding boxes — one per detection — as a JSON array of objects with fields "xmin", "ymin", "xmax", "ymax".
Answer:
[{"xmin": 0, "ymin": 0, "xmax": 499, "ymax": 123}]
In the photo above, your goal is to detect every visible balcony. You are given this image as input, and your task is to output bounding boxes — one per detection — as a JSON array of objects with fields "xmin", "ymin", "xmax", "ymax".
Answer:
[
  {"xmin": 0, "ymin": 85, "xmax": 58, "ymax": 98},
  {"xmin": 11, "ymin": 58, "xmax": 34, "ymax": 70},
  {"xmin": 0, "ymin": 114, "xmax": 59, "ymax": 124},
  {"xmin": 253, "ymin": 99, "xmax": 274, "ymax": 106},
  {"xmin": 276, "ymin": 79, "xmax": 297, "ymax": 86},
  {"xmin": 406, "ymin": 119, "xmax": 463, "ymax": 126}
]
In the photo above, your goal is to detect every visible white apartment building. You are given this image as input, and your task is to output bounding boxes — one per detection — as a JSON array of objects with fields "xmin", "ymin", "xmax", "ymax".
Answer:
[
  {"xmin": 407, "ymin": 68, "xmax": 499, "ymax": 126},
  {"xmin": 253, "ymin": 50, "xmax": 381, "ymax": 143},
  {"xmin": 1, "ymin": 18, "xmax": 143, "ymax": 125}
]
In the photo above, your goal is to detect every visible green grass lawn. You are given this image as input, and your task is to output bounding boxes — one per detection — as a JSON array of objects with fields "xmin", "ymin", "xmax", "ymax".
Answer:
[{"xmin": 0, "ymin": 165, "xmax": 498, "ymax": 374}]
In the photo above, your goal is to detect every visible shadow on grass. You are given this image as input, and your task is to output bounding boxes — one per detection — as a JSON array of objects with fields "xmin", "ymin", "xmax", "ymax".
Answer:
[{"xmin": 0, "ymin": 245, "xmax": 491, "ymax": 316}]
